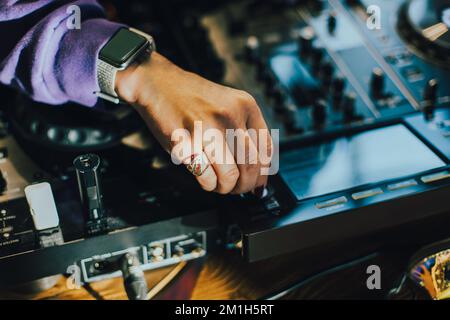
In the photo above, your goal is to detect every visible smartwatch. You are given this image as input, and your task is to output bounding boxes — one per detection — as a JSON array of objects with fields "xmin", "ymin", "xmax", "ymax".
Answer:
[{"xmin": 96, "ymin": 28, "xmax": 155, "ymax": 104}]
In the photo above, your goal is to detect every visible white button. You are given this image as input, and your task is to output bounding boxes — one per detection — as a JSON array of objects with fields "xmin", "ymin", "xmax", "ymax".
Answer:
[
  {"xmin": 352, "ymin": 188, "xmax": 383, "ymax": 200},
  {"xmin": 421, "ymin": 171, "xmax": 450, "ymax": 184},
  {"xmin": 387, "ymin": 179, "xmax": 418, "ymax": 191},
  {"xmin": 315, "ymin": 196, "xmax": 347, "ymax": 209},
  {"xmin": 24, "ymin": 182, "xmax": 59, "ymax": 231}
]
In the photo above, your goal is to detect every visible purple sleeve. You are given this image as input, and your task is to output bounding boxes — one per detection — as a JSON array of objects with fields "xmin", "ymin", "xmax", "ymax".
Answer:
[{"xmin": 0, "ymin": 0, "xmax": 125, "ymax": 107}]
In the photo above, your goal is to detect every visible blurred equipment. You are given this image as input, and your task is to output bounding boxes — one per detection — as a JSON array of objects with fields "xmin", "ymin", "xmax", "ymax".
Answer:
[
  {"xmin": 388, "ymin": 238, "xmax": 450, "ymax": 300},
  {"xmin": 0, "ymin": 0, "xmax": 449, "ymax": 291},
  {"xmin": 120, "ymin": 252, "xmax": 149, "ymax": 300},
  {"xmin": 74, "ymin": 154, "xmax": 108, "ymax": 236}
]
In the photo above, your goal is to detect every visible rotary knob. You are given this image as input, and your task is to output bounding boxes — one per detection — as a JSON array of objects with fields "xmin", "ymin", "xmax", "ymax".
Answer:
[
  {"xmin": 423, "ymin": 79, "xmax": 439, "ymax": 120},
  {"xmin": 298, "ymin": 27, "xmax": 315, "ymax": 57},
  {"xmin": 423, "ymin": 79, "xmax": 439, "ymax": 103},
  {"xmin": 321, "ymin": 61, "xmax": 334, "ymax": 84},
  {"xmin": 343, "ymin": 93, "xmax": 357, "ymax": 122},
  {"xmin": 332, "ymin": 76, "xmax": 346, "ymax": 107},
  {"xmin": 327, "ymin": 12, "xmax": 337, "ymax": 35},
  {"xmin": 312, "ymin": 99, "xmax": 327, "ymax": 128},
  {"xmin": 244, "ymin": 36, "xmax": 260, "ymax": 63},
  {"xmin": 370, "ymin": 67, "xmax": 385, "ymax": 99},
  {"xmin": 311, "ymin": 48, "xmax": 324, "ymax": 72}
]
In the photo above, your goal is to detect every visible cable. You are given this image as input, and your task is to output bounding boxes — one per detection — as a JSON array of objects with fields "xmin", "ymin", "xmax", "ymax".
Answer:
[
  {"xmin": 120, "ymin": 252, "xmax": 149, "ymax": 300},
  {"xmin": 146, "ymin": 260, "xmax": 187, "ymax": 300},
  {"xmin": 261, "ymin": 252, "xmax": 379, "ymax": 300}
]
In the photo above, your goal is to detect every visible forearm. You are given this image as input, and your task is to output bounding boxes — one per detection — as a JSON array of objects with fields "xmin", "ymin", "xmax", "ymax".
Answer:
[{"xmin": 0, "ymin": 0, "xmax": 124, "ymax": 106}]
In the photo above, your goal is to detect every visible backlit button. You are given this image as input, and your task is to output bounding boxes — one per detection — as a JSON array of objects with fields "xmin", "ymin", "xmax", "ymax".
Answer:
[
  {"xmin": 387, "ymin": 179, "xmax": 418, "ymax": 191},
  {"xmin": 315, "ymin": 196, "xmax": 347, "ymax": 209},
  {"xmin": 352, "ymin": 188, "xmax": 383, "ymax": 200},
  {"xmin": 421, "ymin": 171, "xmax": 450, "ymax": 184}
]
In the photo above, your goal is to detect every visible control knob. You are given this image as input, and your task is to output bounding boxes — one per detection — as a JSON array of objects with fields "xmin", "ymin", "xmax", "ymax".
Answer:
[
  {"xmin": 298, "ymin": 27, "xmax": 315, "ymax": 57},
  {"xmin": 343, "ymin": 93, "xmax": 357, "ymax": 122},
  {"xmin": 423, "ymin": 79, "xmax": 439, "ymax": 120},
  {"xmin": 370, "ymin": 67, "xmax": 385, "ymax": 99},
  {"xmin": 244, "ymin": 36, "xmax": 260, "ymax": 63},
  {"xmin": 312, "ymin": 99, "xmax": 327, "ymax": 128},
  {"xmin": 327, "ymin": 12, "xmax": 337, "ymax": 35}
]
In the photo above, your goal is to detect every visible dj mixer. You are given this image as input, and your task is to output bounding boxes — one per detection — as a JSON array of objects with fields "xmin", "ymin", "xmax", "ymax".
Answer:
[{"xmin": 0, "ymin": 0, "xmax": 449, "ymax": 287}]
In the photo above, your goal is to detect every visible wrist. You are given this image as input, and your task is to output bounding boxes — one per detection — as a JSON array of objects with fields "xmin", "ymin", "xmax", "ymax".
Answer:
[{"xmin": 115, "ymin": 52, "xmax": 166, "ymax": 106}]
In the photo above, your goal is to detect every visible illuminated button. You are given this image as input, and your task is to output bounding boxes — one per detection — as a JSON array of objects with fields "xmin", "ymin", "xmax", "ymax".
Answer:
[
  {"xmin": 421, "ymin": 171, "xmax": 450, "ymax": 184},
  {"xmin": 387, "ymin": 179, "xmax": 418, "ymax": 191},
  {"xmin": 352, "ymin": 188, "xmax": 383, "ymax": 200},
  {"xmin": 315, "ymin": 196, "xmax": 347, "ymax": 209}
]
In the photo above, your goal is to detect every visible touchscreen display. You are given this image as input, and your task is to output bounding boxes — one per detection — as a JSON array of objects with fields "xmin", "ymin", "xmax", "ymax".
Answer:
[{"xmin": 280, "ymin": 124, "xmax": 446, "ymax": 201}]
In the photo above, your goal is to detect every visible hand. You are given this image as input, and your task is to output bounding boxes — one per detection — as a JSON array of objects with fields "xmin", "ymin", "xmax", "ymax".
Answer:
[{"xmin": 115, "ymin": 52, "xmax": 272, "ymax": 195}]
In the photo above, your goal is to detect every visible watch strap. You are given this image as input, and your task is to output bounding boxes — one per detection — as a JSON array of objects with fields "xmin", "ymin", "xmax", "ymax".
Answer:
[{"xmin": 97, "ymin": 59, "xmax": 120, "ymax": 104}]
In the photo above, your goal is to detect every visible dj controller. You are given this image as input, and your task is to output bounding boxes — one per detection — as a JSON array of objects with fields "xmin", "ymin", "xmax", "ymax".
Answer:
[{"xmin": 0, "ymin": 0, "xmax": 449, "ymax": 288}]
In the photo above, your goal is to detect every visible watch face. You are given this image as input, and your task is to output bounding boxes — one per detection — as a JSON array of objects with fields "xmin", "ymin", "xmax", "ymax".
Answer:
[{"xmin": 100, "ymin": 28, "xmax": 148, "ymax": 68}]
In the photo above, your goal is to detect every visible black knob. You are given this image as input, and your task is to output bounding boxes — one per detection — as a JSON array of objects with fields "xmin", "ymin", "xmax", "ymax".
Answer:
[
  {"xmin": 321, "ymin": 61, "xmax": 334, "ymax": 81},
  {"xmin": 332, "ymin": 76, "xmax": 346, "ymax": 107},
  {"xmin": 327, "ymin": 12, "xmax": 337, "ymax": 35},
  {"xmin": 343, "ymin": 93, "xmax": 357, "ymax": 122},
  {"xmin": 423, "ymin": 79, "xmax": 438, "ymax": 103},
  {"xmin": 422, "ymin": 79, "xmax": 439, "ymax": 120},
  {"xmin": 298, "ymin": 28, "xmax": 315, "ymax": 57},
  {"xmin": 270, "ymin": 84, "xmax": 285, "ymax": 105},
  {"xmin": 0, "ymin": 170, "xmax": 6, "ymax": 194},
  {"xmin": 311, "ymin": 48, "xmax": 324, "ymax": 71},
  {"xmin": 370, "ymin": 67, "xmax": 385, "ymax": 99},
  {"xmin": 244, "ymin": 36, "xmax": 260, "ymax": 63},
  {"xmin": 284, "ymin": 104, "xmax": 304, "ymax": 134},
  {"xmin": 312, "ymin": 99, "xmax": 327, "ymax": 128},
  {"xmin": 332, "ymin": 76, "xmax": 346, "ymax": 94}
]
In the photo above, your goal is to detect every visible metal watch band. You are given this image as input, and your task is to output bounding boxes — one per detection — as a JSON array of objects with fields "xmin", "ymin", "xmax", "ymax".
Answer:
[
  {"xmin": 96, "ymin": 28, "xmax": 155, "ymax": 104},
  {"xmin": 97, "ymin": 59, "xmax": 120, "ymax": 104}
]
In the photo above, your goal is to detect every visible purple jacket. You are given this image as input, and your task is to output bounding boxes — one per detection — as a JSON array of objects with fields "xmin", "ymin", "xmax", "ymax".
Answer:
[{"xmin": 0, "ymin": 0, "xmax": 123, "ymax": 107}]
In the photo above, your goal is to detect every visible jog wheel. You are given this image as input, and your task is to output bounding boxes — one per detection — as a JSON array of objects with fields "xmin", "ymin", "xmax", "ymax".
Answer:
[{"xmin": 397, "ymin": 0, "xmax": 450, "ymax": 67}]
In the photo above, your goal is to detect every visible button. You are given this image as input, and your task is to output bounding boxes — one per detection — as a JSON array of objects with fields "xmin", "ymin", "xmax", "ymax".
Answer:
[
  {"xmin": 421, "ymin": 171, "xmax": 450, "ymax": 184},
  {"xmin": 352, "ymin": 188, "xmax": 383, "ymax": 200},
  {"xmin": 387, "ymin": 179, "xmax": 418, "ymax": 191},
  {"xmin": 24, "ymin": 182, "xmax": 59, "ymax": 231},
  {"xmin": 315, "ymin": 196, "xmax": 347, "ymax": 209}
]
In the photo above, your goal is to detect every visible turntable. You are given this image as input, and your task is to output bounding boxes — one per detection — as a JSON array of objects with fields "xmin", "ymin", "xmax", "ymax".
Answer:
[
  {"xmin": 398, "ymin": 0, "xmax": 450, "ymax": 66},
  {"xmin": 0, "ymin": 0, "xmax": 450, "ymax": 289}
]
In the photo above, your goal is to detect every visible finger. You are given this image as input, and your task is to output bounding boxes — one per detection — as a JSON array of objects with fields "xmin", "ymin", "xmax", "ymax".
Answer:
[
  {"xmin": 184, "ymin": 152, "xmax": 217, "ymax": 192},
  {"xmin": 246, "ymin": 104, "xmax": 273, "ymax": 189},
  {"xmin": 227, "ymin": 129, "xmax": 260, "ymax": 194},
  {"xmin": 171, "ymin": 132, "xmax": 218, "ymax": 192},
  {"xmin": 203, "ymin": 133, "xmax": 240, "ymax": 194}
]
